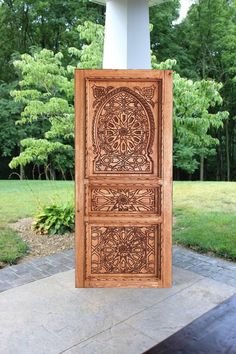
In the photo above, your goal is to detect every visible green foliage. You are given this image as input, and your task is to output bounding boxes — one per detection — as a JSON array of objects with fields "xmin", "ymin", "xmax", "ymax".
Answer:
[
  {"xmin": 0, "ymin": 82, "xmax": 23, "ymax": 157},
  {"xmin": 1, "ymin": 0, "xmax": 235, "ymax": 180},
  {"xmin": 150, "ymin": 0, "xmax": 181, "ymax": 63},
  {"xmin": 0, "ymin": 228, "xmax": 28, "ymax": 265},
  {"xmin": 10, "ymin": 20, "xmax": 229, "ymax": 176},
  {"xmin": 176, "ymin": 0, "xmax": 236, "ymax": 82},
  {"xmin": 0, "ymin": 0, "xmax": 105, "ymax": 82},
  {"xmin": 173, "ymin": 73, "xmax": 228, "ymax": 172},
  {"xmin": 70, "ymin": 21, "xmax": 104, "ymax": 69},
  {"xmin": 9, "ymin": 139, "xmax": 74, "ymax": 174},
  {"xmin": 32, "ymin": 204, "xmax": 75, "ymax": 235},
  {"xmin": 154, "ymin": 59, "xmax": 228, "ymax": 173},
  {"xmin": 174, "ymin": 0, "xmax": 236, "ymax": 179},
  {"xmin": 9, "ymin": 21, "xmax": 104, "ymax": 176},
  {"xmin": 10, "ymin": 48, "xmax": 74, "ymax": 176}
]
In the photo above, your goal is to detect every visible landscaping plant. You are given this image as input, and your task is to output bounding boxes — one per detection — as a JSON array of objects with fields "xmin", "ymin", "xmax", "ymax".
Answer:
[{"xmin": 32, "ymin": 203, "xmax": 75, "ymax": 235}]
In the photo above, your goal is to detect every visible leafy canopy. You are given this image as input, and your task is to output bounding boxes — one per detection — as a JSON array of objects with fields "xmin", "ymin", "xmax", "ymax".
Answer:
[{"xmin": 10, "ymin": 21, "xmax": 228, "ymax": 175}]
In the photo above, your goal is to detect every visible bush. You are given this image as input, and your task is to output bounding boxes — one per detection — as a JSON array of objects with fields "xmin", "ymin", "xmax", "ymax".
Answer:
[{"xmin": 32, "ymin": 204, "xmax": 75, "ymax": 235}]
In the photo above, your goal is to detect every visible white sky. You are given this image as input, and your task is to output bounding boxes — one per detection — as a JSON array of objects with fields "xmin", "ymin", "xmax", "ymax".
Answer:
[{"xmin": 175, "ymin": 0, "xmax": 195, "ymax": 24}]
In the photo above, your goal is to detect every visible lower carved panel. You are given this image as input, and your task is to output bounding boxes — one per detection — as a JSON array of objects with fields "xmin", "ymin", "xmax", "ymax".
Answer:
[{"xmin": 89, "ymin": 225, "xmax": 159, "ymax": 275}]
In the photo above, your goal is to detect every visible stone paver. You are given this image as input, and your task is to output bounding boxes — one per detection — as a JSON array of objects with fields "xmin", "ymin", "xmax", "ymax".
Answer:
[
  {"xmin": 0, "ymin": 247, "xmax": 236, "ymax": 354},
  {"xmin": 1, "ymin": 246, "xmax": 236, "ymax": 292},
  {"xmin": 0, "ymin": 267, "xmax": 235, "ymax": 354},
  {"xmin": 0, "ymin": 249, "xmax": 74, "ymax": 292},
  {"xmin": 173, "ymin": 246, "xmax": 236, "ymax": 288}
]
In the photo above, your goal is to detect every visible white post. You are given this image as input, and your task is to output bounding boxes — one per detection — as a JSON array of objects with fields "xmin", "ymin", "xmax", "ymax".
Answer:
[
  {"xmin": 90, "ymin": 0, "xmax": 166, "ymax": 69},
  {"xmin": 103, "ymin": 0, "xmax": 151, "ymax": 69}
]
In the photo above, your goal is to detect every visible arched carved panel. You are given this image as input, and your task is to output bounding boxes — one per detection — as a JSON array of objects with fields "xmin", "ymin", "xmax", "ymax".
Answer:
[{"xmin": 93, "ymin": 87, "xmax": 155, "ymax": 173}]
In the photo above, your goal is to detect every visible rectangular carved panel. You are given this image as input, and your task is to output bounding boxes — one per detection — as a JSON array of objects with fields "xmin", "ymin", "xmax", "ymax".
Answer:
[
  {"xmin": 89, "ymin": 225, "xmax": 158, "ymax": 275},
  {"xmin": 75, "ymin": 70, "xmax": 173, "ymax": 288},
  {"xmin": 90, "ymin": 186, "xmax": 161, "ymax": 214}
]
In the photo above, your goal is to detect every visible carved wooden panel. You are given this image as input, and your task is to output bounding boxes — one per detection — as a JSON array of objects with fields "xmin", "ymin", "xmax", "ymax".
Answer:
[
  {"xmin": 88, "ymin": 225, "xmax": 159, "ymax": 275},
  {"xmin": 90, "ymin": 186, "xmax": 160, "ymax": 214},
  {"xmin": 75, "ymin": 70, "xmax": 173, "ymax": 288},
  {"xmin": 92, "ymin": 86, "xmax": 154, "ymax": 173}
]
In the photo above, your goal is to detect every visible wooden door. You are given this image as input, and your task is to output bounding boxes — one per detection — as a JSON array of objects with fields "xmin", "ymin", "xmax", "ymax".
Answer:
[{"xmin": 75, "ymin": 70, "xmax": 172, "ymax": 288}]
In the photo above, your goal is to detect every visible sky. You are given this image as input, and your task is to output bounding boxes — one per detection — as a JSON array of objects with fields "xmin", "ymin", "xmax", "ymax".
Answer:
[{"xmin": 175, "ymin": 0, "xmax": 195, "ymax": 24}]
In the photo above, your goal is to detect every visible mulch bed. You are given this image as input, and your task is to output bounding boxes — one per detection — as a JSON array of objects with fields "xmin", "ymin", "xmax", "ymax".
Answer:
[{"xmin": 9, "ymin": 218, "xmax": 74, "ymax": 263}]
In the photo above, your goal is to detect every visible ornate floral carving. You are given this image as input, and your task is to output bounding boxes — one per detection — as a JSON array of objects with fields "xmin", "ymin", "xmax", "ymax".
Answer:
[
  {"xmin": 90, "ymin": 226, "xmax": 156, "ymax": 274},
  {"xmin": 134, "ymin": 85, "xmax": 156, "ymax": 106},
  {"xmin": 91, "ymin": 187, "xmax": 159, "ymax": 213},
  {"xmin": 92, "ymin": 85, "xmax": 114, "ymax": 107},
  {"xmin": 93, "ymin": 87, "xmax": 155, "ymax": 173}
]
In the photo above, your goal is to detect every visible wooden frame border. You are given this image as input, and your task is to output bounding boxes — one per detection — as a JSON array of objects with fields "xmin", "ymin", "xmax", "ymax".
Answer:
[{"xmin": 75, "ymin": 70, "xmax": 173, "ymax": 288}]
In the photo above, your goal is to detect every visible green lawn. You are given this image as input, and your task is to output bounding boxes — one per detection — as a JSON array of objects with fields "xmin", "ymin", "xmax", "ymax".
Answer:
[
  {"xmin": 0, "ymin": 180, "xmax": 235, "ymax": 265},
  {"xmin": 173, "ymin": 182, "xmax": 236, "ymax": 261},
  {"xmin": 0, "ymin": 180, "xmax": 74, "ymax": 265},
  {"xmin": 0, "ymin": 180, "xmax": 74, "ymax": 225}
]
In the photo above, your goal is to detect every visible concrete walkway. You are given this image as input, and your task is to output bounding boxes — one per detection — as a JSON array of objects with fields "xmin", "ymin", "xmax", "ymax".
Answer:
[{"xmin": 0, "ymin": 247, "xmax": 236, "ymax": 354}]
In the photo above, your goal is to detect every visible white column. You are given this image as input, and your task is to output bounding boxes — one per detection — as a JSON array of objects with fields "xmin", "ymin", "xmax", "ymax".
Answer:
[{"xmin": 103, "ymin": 0, "xmax": 151, "ymax": 69}]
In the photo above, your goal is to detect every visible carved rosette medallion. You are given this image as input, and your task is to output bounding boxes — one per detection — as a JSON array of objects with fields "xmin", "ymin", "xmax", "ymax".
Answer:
[
  {"xmin": 90, "ymin": 226, "xmax": 157, "ymax": 274},
  {"xmin": 91, "ymin": 187, "xmax": 160, "ymax": 213},
  {"xmin": 92, "ymin": 86, "xmax": 155, "ymax": 173}
]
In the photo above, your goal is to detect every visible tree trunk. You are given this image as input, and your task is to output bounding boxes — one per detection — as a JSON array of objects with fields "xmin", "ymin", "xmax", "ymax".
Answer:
[
  {"xmin": 216, "ymin": 146, "xmax": 220, "ymax": 181},
  {"xmin": 20, "ymin": 164, "xmax": 25, "ymax": 180},
  {"xmin": 37, "ymin": 165, "xmax": 41, "ymax": 180},
  {"xmin": 19, "ymin": 145, "xmax": 25, "ymax": 180},
  {"xmin": 49, "ymin": 167, "xmax": 55, "ymax": 180},
  {"xmin": 219, "ymin": 138, "xmax": 224, "ymax": 180},
  {"xmin": 200, "ymin": 156, "xmax": 204, "ymax": 181},
  {"xmin": 225, "ymin": 120, "xmax": 230, "ymax": 181},
  {"xmin": 44, "ymin": 166, "xmax": 49, "ymax": 180}
]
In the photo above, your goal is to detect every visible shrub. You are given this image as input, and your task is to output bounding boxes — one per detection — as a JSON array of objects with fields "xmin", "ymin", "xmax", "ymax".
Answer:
[{"xmin": 32, "ymin": 204, "xmax": 75, "ymax": 235}]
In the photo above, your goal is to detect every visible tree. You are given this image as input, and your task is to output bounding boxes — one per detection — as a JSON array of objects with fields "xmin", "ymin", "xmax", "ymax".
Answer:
[
  {"xmin": 174, "ymin": 0, "xmax": 236, "ymax": 180},
  {"xmin": 0, "ymin": 1, "xmax": 105, "ymax": 177},
  {"xmin": 153, "ymin": 59, "xmax": 228, "ymax": 176},
  {"xmin": 0, "ymin": 82, "xmax": 22, "ymax": 158},
  {"xmin": 9, "ymin": 49, "xmax": 74, "ymax": 179},
  {"xmin": 0, "ymin": 0, "xmax": 105, "ymax": 82},
  {"xmin": 150, "ymin": 0, "xmax": 181, "ymax": 63},
  {"xmin": 10, "ymin": 21, "xmax": 228, "ymax": 179},
  {"xmin": 9, "ymin": 21, "xmax": 104, "ymax": 178}
]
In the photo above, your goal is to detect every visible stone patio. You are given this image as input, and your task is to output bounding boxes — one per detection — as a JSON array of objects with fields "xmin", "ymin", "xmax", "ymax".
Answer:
[
  {"xmin": 0, "ymin": 246, "xmax": 235, "ymax": 354},
  {"xmin": 1, "ymin": 246, "xmax": 236, "ymax": 292}
]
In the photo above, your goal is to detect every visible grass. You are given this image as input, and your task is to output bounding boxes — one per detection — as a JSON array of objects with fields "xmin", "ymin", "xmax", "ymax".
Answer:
[
  {"xmin": 0, "ymin": 180, "xmax": 74, "ymax": 265},
  {"xmin": 0, "ymin": 180, "xmax": 235, "ymax": 264},
  {"xmin": 0, "ymin": 180, "xmax": 74, "ymax": 225},
  {"xmin": 173, "ymin": 182, "xmax": 236, "ymax": 261},
  {"xmin": 0, "ymin": 228, "xmax": 28, "ymax": 264}
]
